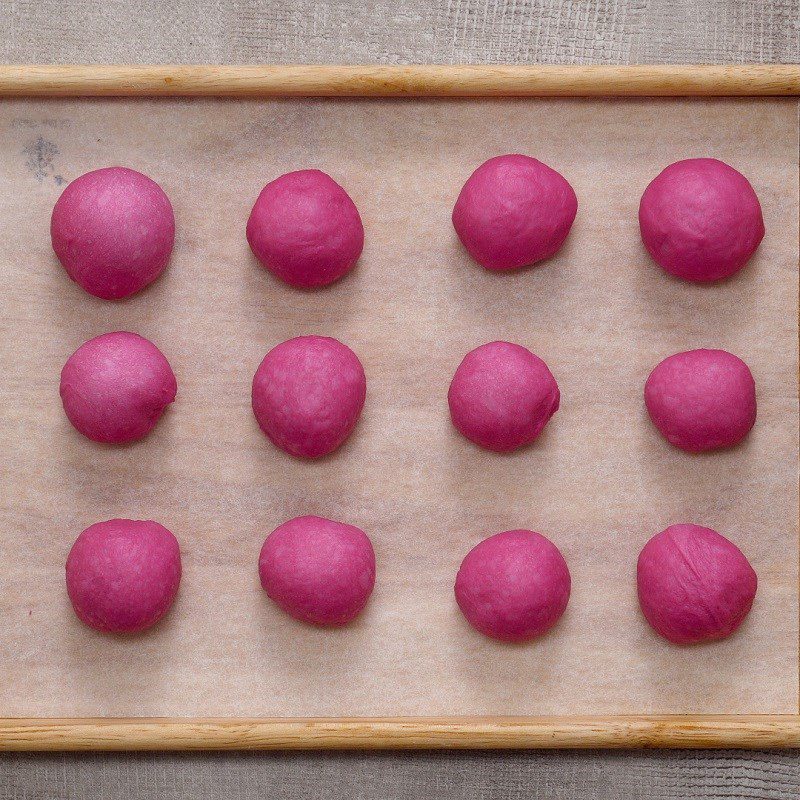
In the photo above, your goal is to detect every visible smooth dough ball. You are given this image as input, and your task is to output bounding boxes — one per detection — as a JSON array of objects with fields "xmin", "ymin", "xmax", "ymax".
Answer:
[
  {"xmin": 60, "ymin": 332, "xmax": 177, "ymax": 444},
  {"xmin": 251, "ymin": 335, "xmax": 366, "ymax": 459},
  {"xmin": 246, "ymin": 169, "xmax": 364, "ymax": 288},
  {"xmin": 644, "ymin": 348, "xmax": 756, "ymax": 453},
  {"xmin": 455, "ymin": 529, "xmax": 571, "ymax": 642},
  {"xmin": 637, "ymin": 524, "xmax": 757, "ymax": 645},
  {"xmin": 259, "ymin": 515, "xmax": 376, "ymax": 627},
  {"xmin": 638, "ymin": 158, "xmax": 764, "ymax": 283},
  {"xmin": 51, "ymin": 167, "xmax": 175, "ymax": 299},
  {"xmin": 452, "ymin": 154, "xmax": 578, "ymax": 271},
  {"xmin": 448, "ymin": 341, "xmax": 559, "ymax": 452},
  {"xmin": 66, "ymin": 519, "xmax": 182, "ymax": 634}
]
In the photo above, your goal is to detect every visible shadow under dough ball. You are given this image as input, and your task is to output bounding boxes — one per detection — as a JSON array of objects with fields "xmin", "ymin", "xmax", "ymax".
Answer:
[
  {"xmin": 51, "ymin": 166, "xmax": 175, "ymax": 299},
  {"xmin": 60, "ymin": 331, "xmax": 177, "ymax": 444},
  {"xmin": 644, "ymin": 348, "xmax": 756, "ymax": 453},
  {"xmin": 66, "ymin": 519, "xmax": 182, "ymax": 634},
  {"xmin": 246, "ymin": 169, "xmax": 364, "ymax": 288},
  {"xmin": 259, "ymin": 515, "xmax": 376, "ymax": 627},
  {"xmin": 251, "ymin": 335, "xmax": 366, "ymax": 459},
  {"xmin": 638, "ymin": 158, "xmax": 764, "ymax": 283},
  {"xmin": 455, "ymin": 529, "xmax": 571, "ymax": 643},
  {"xmin": 448, "ymin": 341, "xmax": 560, "ymax": 452},
  {"xmin": 452, "ymin": 154, "xmax": 578, "ymax": 271},
  {"xmin": 637, "ymin": 524, "xmax": 757, "ymax": 645}
]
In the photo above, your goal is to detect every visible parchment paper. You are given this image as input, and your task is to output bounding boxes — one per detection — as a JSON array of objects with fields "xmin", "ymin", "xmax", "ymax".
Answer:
[{"xmin": 0, "ymin": 98, "xmax": 796, "ymax": 717}]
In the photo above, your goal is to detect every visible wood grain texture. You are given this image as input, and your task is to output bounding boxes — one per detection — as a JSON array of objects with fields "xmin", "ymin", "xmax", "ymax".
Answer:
[
  {"xmin": 1, "ymin": 717, "xmax": 800, "ymax": 751},
  {"xmin": 0, "ymin": 64, "xmax": 797, "ymax": 97},
  {"xmin": 5, "ymin": 747, "xmax": 800, "ymax": 800}
]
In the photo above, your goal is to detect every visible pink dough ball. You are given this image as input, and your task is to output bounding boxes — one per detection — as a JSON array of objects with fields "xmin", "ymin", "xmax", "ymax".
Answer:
[
  {"xmin": 455, "ymin": 529, "xmax": 571, "ymax": 642},
  {"xmin": 452, "ymin": 154, "xmax": 578, "ymax": 271},
  {"xmin": 637, "ymin": 524, "xmax": 757, "ymax": 645},
  {"xmin": 638, "ymin": 158, "xmax": 764, "ymax": 283},
  {"xmin": 246, "ymin": 169, "xmax": 364, "ymax": 288},
  {"xmin": 259, "ymin": 515, "xmax": 376, "ymax": 627},
  {"xmin": 251, "ymin": 335, "xmax": 366, "ymax": 459},
  {"xmin": 60, "ymin": 332, "xmax": 177, "ymax": 444},
  {"xmin": 644, "ymin": 348, "xmax": 756, "ymax": 453},
  {"xmin": 51, "ymin": 167, "xmax": 175, "ymax": 299},
  {"xmin": 66, "ymin": 519, "xmax": 182, "ymax": 634},
  {"xmin": 448, "ymin": 341, "xmax": 560, "ymax": 452}
]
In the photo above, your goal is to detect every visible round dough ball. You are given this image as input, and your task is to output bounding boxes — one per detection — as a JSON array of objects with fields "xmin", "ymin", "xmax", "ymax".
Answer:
[
  {"xmin": 455, "ymin": 529, "xmax": 571, "ymax": 642},
  {"xmin": 637, "ymin": 523, "xmax": 757, "ymax": 645},
  {"xmin": 66, "ymin": 519, "xmax": 182, "ymax": 634},
  {"xmin": 246, "ymin": 169, "xmax": 364, "ymax": 288},
  {"xmin": 644, "ymin": 348, "xmax": 756, "ymax": 453},
  {"xmin": 60, "ymin": 332, "xmax": 177, "ymax": 444},
  {"xmin": 638, "ymin": 158, "xmax": 764, "ymax": 283},
  {"xmin": 452, "ymin": 154, "xmax": 578, "ymax": 271},
  {"xmin": 448, "ymin": 341, "xmax": 559, "ymax": 452},
  {"xmin": 251, "ymin": 335, "xmax": 366, "ymax": 459},
  {"xmin": 51, "ymin": 167, "xmax": 175, "ymax": 299},
  {"xmin": 259, "ymin": 515, "xmax": 376, "ymax": 627}
]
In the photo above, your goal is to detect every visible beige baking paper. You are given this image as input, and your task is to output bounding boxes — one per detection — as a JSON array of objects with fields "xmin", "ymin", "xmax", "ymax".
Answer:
[{"xmin": 0, "ymin": 98, "xmax": 796, "ymax": 718}]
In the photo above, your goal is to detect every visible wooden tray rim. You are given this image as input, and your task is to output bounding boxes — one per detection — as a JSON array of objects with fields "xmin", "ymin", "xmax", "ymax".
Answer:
[
  {"xmin": 0, "ymin": 64, "xmax": 797, "ymax": 97},
  {"xmin": 1, "ymin": 63, "xmax": 798, "ymax": 751},
  {"xmin": 2, "ymin": 716, "xmax": 800, "ymax": 750}
]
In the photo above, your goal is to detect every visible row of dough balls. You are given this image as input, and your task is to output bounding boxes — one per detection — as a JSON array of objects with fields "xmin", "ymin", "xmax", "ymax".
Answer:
[
  {"xmin": 60, "ymin": 332, "xmax": 757, "ymax": 455},
  {"xmin": 50, "ymin": 156, "xmax": 765, "ymax": 300},
  {"xmin": 66, "ymin": 515, "xmax": 757, "ymax": 646}
]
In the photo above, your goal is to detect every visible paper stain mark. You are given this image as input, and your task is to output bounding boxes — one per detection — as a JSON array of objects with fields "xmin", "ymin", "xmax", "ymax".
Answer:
[
  {"xmin": 11, "ymin": 118, "xmax": 70, "ymax": 131},
  {"xmin": 23, "ymin": 136, "xmax": 63, "ymax": 185}
]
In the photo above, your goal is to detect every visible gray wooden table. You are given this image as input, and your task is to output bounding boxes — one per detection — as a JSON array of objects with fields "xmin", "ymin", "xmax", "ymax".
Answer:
[{"xmin": 1, "ymin": 1, "xmax": 798, "ymax": 798}]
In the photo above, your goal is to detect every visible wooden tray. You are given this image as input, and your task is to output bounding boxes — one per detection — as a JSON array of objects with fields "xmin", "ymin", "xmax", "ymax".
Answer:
[{"xmin": 0, "ymin": 64, "xmax": 798, "ymax": 751}]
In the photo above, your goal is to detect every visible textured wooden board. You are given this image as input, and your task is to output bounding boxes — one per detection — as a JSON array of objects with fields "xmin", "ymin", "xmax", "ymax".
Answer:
[{"xmin": 3, "ymin": 746, "xmax": 800, "ymax": 799}]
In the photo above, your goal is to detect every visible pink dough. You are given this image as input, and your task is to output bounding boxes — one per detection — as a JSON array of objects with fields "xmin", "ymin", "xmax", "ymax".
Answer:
[
  {"xmin": 455, "ymin": 529, "xmax": 571, "ymax": 642},
  {"xmin": 66, "ymin": 519, "xmax": 182, "ymax": 634},
  {"xmin": 637, "ymin": 524, "xmax": 757, "ymax": 645},
  {"xmin": 644, "ymin": 348, "xmax": 756, "ymax": 453},
  {"xmin": 60, "ymin": 332, "xmax": 177, "ymax": 444},
  {"xmin": 638, "ymin": 158, "xmax": 764, "ymax": 282},
  {"xmin": 448, "ymin": 341, "xmax": 559, "ymax": 452},
  {"xmin": 51, "ymin": 166, "xmax": 175, "ymax": 299},
  {"xmin": 251, "ymin": 335, "xmax": 366, "ymax": 459},
  {"xmin": 246, "ymin": 169, "xmax": 364, "ymax": 288},
  {"xmin": 259, "ymin": 515, "xmax": 376, "ymax": 627},
  {"xmin": 452, "ymin": 154, "xmax": 578, "ymax": 271}
]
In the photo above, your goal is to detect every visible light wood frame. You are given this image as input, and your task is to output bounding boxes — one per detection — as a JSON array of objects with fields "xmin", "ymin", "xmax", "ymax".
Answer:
[
  {"xmin": 2, "ymin": 716, "xmax": 800, "ymax": 750},
  {"xmin": 0, "ymin": 63, "xmax": 798, "ymax": 751},
  {"xmin": 0, "ymin": 64, "xmax": 795, "ymax": 97}
]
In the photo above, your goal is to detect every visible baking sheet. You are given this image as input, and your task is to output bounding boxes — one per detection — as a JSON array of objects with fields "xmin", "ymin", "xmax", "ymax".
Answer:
[{"xmin": 0, "ymin": 98, "xmax": 796, "ymax": 718}]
